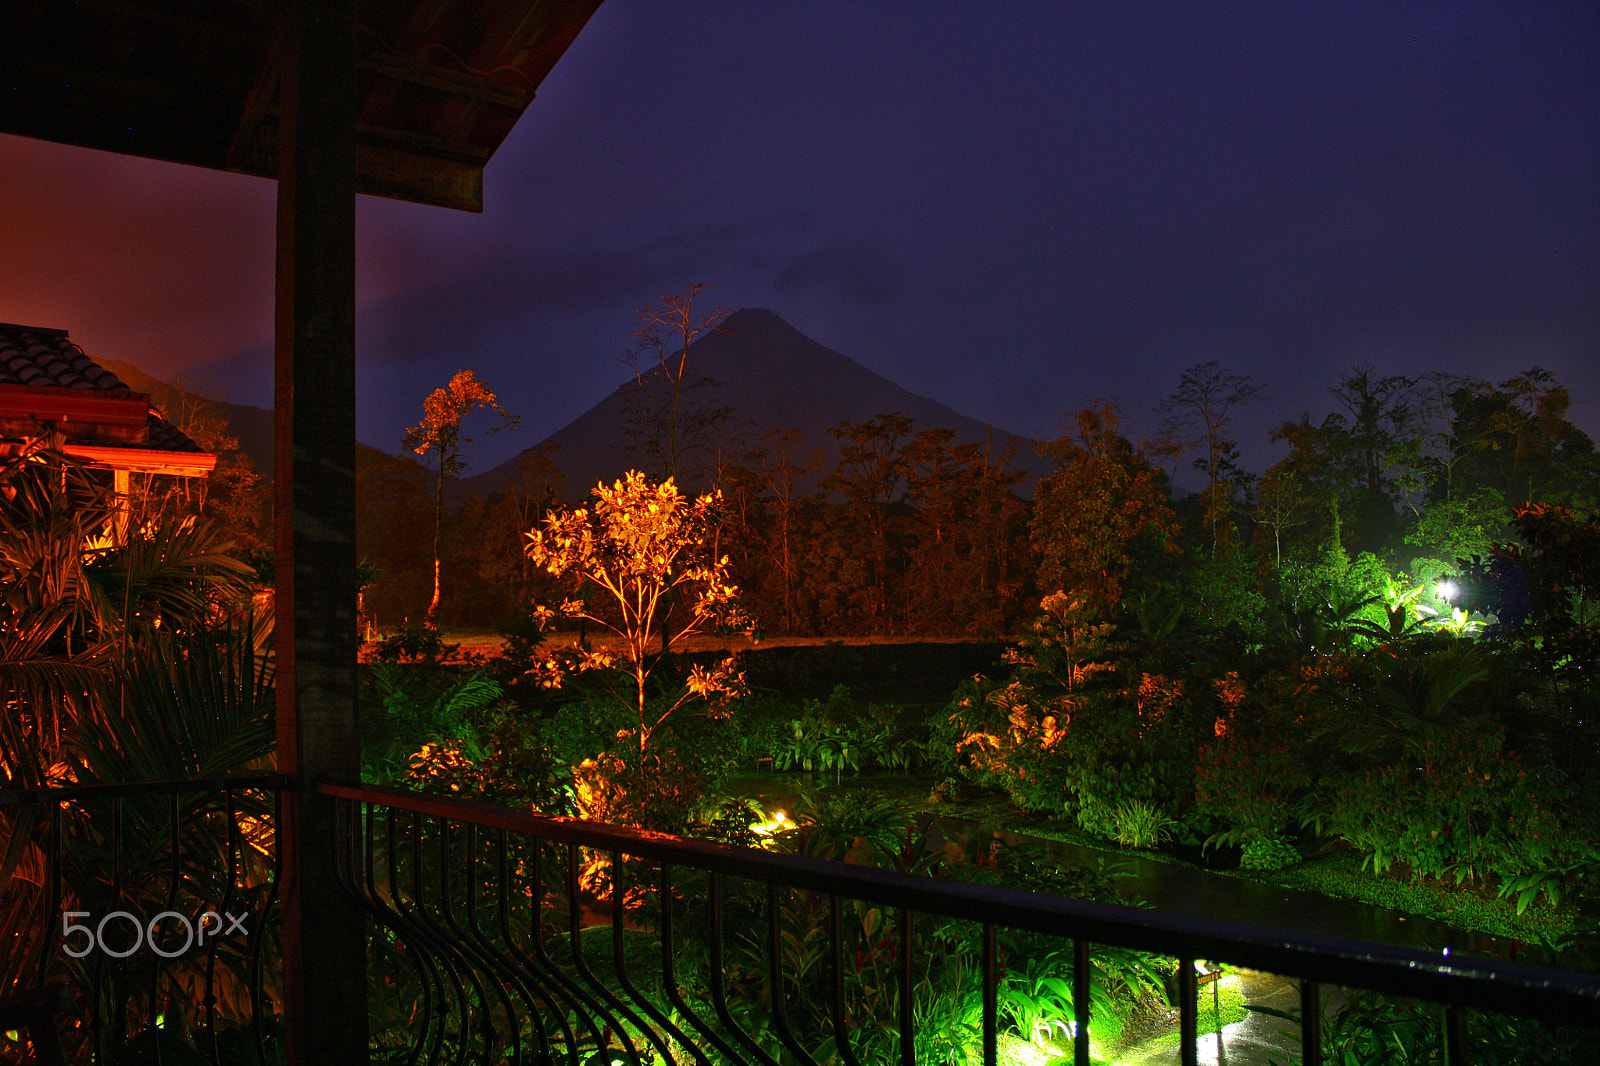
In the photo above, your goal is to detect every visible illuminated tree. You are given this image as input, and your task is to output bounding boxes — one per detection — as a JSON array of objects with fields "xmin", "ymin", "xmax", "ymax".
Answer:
[
  {"xmin": 524, "ymin": 471, "xmax": 753, "ymax": 756},
  {"xmin": 823, "ymin": 413, "xmax": 914, "ymax": 632},
  {"xmin": 403, "ymin": 369, "xmax": 517, "ymax": 623},
  {"xmin": 1031, "ymin": 404, "xmax": 1179, "ymax": 620}
]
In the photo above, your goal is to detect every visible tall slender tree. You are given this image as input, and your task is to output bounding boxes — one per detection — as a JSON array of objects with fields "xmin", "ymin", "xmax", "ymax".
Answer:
[
  {"xmin": 403, "ymin": 370, "xmax": 517, "ymax": 624},
  {"xmin": 620, "ymin": 284, "xmax": 734, "ymax": 486},
  {"xmin": 1157, "ymin": 361, "xmax": 1263, "ymax": 553}
]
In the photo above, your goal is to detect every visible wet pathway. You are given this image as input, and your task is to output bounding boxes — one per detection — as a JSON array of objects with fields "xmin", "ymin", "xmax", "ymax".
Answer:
[
  {"xmin": 731, "ymin": 773, "xmax": 1548, "ymax": 964},
  {"xmin": 1118, "ymin": 969, "xmax": 1309, "ymax": 1066},
  {"xmin": 991, "ymin": 829, "xmax": 1547, "ymax": 965}
]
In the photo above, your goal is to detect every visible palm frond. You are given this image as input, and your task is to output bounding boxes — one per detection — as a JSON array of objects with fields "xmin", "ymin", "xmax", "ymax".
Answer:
[{"xmin": 73, "ymin": 621, "xmax": 275, "ymax": 786}]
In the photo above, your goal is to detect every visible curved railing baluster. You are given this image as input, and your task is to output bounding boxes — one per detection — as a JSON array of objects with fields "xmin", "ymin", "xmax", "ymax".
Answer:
[
  {"xmin": 765, "ymin": 882, "xmax": 820, "ymax": 1066},
  {"xmin": 432, "ymin": 820, "xmax": 517, "ymax": 1058},
  {"xmin": 981, "ymin": 923, "xmax": 997, "ymax": 1066},
  {"xmin": 1073, "ymin": 938, "xmax": 1091, "ymax": 1066},
  {"xmin": 252, "ymin": 784, "xmax": 283, "ymax": 1066},
  {"xmin": 373, "ymin": 804, "xmax": 471, "ymax": 1065},
  {"xmin": 459, "ymin": 821, "xmax": 555, "ymax": 1066},
  {"xmin": 401, "ymin": 809, "xmax": 482, "ymax": 1065},
  {"xmin": 706, "ymin": 871, "xmax": 781, "ymax": 1066},
  {"xmin": 332, "ymin": 797, "xmax": 435, "ymax": 1066},
  {"xmin": 828, "ymin": 894, "xmax": 864, "ymax": 1066},
  {"xmin": 205, "ymin": 787, "xmax": 246, "ymax": 1064},
  {"xmin": 144, "ymin": 788, "xmax": 182, "ymax": 1065},
  {"xmin": 896, "ymin": 906, "xmax": 912, "ymax": 1066},
  {"xmin": 489, "ymin": 829, "xmax": 563, "ymax": 1064},
  {"xmin": 562, "ymin": 842, "xmax": 647, "ymax": 1065},
  {"xmin": 376, "ymin": 803, "xmax": 448, "ymax": 1066},
  {"xmin": 658, "ymin": 864, "xmax": 748, "ymax": 1064},
  {"xmin": 605, "ymin": 849, "xmax": 706, "ymax": 1066},
  {"xmin": 347, "ymin": 799, "xmax": 438, "ymax": 1066},
  {"xmin": 525, "ymin": 836, "xmax": 612, "ymax": 1061}
]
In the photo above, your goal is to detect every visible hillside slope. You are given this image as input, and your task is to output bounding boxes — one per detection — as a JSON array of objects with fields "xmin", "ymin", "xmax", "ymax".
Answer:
[{"xmin": 459, "ymin": 308, "xmax": 1043, "ymax": 500}]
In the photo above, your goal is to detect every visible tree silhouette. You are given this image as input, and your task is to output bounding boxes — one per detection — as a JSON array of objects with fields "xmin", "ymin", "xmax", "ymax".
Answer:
[
  {"xmin": 620, "ymin": 284, "xmax": 734, "ymax": 485},
  {"xmin": 1158, "ymin": 361, "xmax": 1262, "ymax": 554}
]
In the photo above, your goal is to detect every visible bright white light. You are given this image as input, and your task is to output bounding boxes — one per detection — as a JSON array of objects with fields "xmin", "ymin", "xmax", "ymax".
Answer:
[
  {"xmin": 752, "ymin": 809, "xmax": 791, "ymax": 837},
  {"xmin": 1437, "ymin": 581, "xmax": 1458, "ymax": 602}
]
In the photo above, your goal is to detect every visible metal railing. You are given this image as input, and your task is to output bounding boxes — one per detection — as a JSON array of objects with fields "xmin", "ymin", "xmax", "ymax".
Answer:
[
  {"xmin": 322, "ymin": 781, "xmax": 1600, "ymax": 1066},
  {"xmin": 7, "ymin": 774, "xmax": 1599, "ymax": 1064},
  {"xmin": 0, "ymin": 774, "xmax": 288, "ymax": 1064}
]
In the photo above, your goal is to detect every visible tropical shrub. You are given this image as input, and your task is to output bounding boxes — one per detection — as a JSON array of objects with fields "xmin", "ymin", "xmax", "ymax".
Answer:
[
  {"xmin": 1240, "ymin": 834, "xmax": 1301, "ymax": 871},
  {"xmin": 1313, "ymin": 737, "xmax": 1590, "ymax": 905},
  {"xmin": 1194, "ymin": 736, "xmax": 1314, "ymax": 846},
  {"xmin": 405, "ymin": 706, "xmax": 563, "ymax": 809},
  {"xmin": 360, "ymin": 662, "xmax": 504, "ymax": 784}
]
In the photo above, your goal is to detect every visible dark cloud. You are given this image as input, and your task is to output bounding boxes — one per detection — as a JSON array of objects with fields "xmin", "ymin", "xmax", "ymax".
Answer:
[
  {"xmin": 775, "ymin": 239, "xmax": 909, "ymax": 308},
  {"xmin": 0, "ymin": 0, "xmax": 1594, "ymax": 479}
]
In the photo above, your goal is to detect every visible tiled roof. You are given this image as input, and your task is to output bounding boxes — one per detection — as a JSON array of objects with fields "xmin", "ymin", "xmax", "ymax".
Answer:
[
  {"xmin": 0, "ymin": 322, "xmax": 206, "ymax": 454},
  {"xmin": 0, "ymin": 323, "xmax": 136, "ymax": 392}
]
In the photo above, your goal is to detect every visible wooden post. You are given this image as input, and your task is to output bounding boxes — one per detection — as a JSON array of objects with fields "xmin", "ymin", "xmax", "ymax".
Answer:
[{"xmin": 273, "ymin": 1, "xmax": 367, "ymax": 1062}]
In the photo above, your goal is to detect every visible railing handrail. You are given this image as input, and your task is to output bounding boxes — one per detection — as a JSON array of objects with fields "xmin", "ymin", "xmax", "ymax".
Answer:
[
  {"xmin": 0, "ymin": 773, "xmax": 292, "ymax": 808},
  {"xmin": 319, "ymin": 778, "xmax": 1600, "ymax": 1028}
]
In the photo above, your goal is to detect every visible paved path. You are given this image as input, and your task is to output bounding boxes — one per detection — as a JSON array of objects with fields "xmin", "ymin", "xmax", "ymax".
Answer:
[{"xmin": 1119, "ymin": 969, "xmax": 1313, "ymax": 1065}]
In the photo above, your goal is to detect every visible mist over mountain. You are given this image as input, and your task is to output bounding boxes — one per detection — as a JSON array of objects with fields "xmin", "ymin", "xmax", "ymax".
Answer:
[
  {"xmin": 99, "ymin": 358, "xmax": 275, "ymax": 473},
  {"xmin": 103, "ymin": 310, "xmax": 1049, "ymax": 502},
  {"xmin": 458, "ymin": 308, "xmax": 1045, "ymax": 501}
]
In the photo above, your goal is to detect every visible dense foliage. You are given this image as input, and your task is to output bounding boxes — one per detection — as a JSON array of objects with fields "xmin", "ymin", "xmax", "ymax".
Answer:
[{"xmin": 1, "ymin": 441, "xmax": 274, "ymax": 1059}]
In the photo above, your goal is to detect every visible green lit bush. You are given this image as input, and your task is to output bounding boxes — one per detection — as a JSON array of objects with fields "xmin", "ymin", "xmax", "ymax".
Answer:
[{"xmin": 1240, "ymin": 834, "xmax": 1300, "ymax": 871}]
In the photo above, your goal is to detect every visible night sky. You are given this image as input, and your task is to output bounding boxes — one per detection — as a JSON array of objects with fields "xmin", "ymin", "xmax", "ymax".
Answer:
[{"xmin": 2, "ymin": 0, "xmax": 1595, "ymax": 478}]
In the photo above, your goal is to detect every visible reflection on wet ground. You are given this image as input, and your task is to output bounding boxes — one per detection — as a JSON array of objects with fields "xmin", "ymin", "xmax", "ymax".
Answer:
[
  {"xmin": 731, "ymin": 772, "xmax": 1548, "ymax": 964},
  {"xmin": 1115, "ymin": 969, "xmax": 1310, "ymax": 1065}
]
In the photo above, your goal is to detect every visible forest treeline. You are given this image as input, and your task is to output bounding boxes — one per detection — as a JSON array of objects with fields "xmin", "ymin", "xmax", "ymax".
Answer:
[{"xmin": 342, "ymin": 361, "xmax": 1598, "ymax": 642}]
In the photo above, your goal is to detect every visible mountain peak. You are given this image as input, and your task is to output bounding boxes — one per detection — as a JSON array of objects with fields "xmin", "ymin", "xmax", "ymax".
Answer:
[
  {"xmin": 716, "ymin": 306, "xmax": 790, "ymax": 330},
  {"xmin": 460, "ymin": 310, "xmax": 1042, "ymax": 499}
]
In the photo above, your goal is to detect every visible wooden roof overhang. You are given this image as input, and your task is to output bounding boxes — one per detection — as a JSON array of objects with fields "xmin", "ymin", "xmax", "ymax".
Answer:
[
  {"xmin": 0, "ymin": 382, "xmax": 218, "ymax": 477},
  {"xmin": 0, "ymin": 0, "xmax": 602, "ymax": 211}
]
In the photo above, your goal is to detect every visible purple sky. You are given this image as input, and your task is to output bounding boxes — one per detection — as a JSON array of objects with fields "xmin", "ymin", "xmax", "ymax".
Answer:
[{"xmin": 2, "ymin": 0, "xmax": 1596, "ymax": 478}]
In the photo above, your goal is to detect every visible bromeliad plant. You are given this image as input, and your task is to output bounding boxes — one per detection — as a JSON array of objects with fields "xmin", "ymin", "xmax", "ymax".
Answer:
[{"xmin": 524, "ymin": 471, "xmax": 755, "ymax": 759}]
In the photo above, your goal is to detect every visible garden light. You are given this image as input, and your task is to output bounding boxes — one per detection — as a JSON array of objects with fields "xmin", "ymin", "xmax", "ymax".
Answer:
[
  {"xmin": 752, "ymin": 809, "xmax": 790, "ymax": 837},
  {"xmin": 1437, "ymin": 580, "xmax": 1458, "ymax": 602}
]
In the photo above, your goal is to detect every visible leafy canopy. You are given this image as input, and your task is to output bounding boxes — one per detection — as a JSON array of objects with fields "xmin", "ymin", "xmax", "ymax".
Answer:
[{"xmin": 524, "ymin": 470, "xmax": 753, "ymax": 755}]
